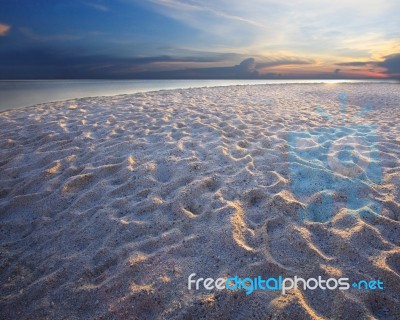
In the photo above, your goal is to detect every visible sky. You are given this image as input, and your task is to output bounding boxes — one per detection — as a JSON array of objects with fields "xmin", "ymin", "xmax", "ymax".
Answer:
[{"xmin": 0, "ymin": 0, "xmax": 399, "ymax": 79}]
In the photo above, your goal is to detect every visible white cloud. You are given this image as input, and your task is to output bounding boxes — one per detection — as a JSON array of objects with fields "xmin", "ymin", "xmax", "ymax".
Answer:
[
  {"xmin": 133, "ymin": 0, "xmax": 400, "ymax": 58},
  {"xmin": 83, "ymin": 1, "xmax": 109, "ymax": 12}
]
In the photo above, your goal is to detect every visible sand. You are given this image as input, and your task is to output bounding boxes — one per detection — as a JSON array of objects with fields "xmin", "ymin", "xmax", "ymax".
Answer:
[{"xmin": 0, "ymin": 83, "xmax": 399, "ymax": 319}]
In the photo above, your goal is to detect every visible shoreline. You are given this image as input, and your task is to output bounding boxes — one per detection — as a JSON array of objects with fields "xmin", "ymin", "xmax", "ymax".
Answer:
[{"xmin": 0, "ymin": 80, "xmax": 398, "ymax": 113}]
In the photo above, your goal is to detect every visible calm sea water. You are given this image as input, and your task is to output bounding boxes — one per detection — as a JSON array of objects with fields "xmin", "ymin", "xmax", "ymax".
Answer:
[{"xmin": 0, "ymin": 79, "xmax": 395, "ymax": 112}]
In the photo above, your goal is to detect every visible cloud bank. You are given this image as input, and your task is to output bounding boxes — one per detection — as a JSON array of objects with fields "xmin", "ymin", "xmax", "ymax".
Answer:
[
  {"xmin": 0, "ymin": 47, "xmax": 314, "ymax": 79},
  {"xmin": 335, "ymin": 54, "xmax": 400, "ymax": 77}
]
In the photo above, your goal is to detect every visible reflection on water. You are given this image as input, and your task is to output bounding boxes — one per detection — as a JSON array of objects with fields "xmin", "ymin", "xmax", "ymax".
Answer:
[{"xmin": 0, "ymin": 79, "xmax": 395, "ymax": 111}]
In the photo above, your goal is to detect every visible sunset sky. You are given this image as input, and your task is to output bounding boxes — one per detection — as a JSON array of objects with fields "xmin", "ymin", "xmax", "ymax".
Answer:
[{"xmin": 0, "ymin": 0, "xmax": 399, "ymax": 79}]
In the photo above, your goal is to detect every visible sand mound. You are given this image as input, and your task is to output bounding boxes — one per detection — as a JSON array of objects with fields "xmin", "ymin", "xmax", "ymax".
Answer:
[{"xmin": 0, "ymin": 83, "xmax": 399, "ymax": 319}]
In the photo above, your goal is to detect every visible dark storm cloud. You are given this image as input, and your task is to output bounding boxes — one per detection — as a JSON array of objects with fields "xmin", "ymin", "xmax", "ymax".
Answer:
[
  {"xmin": 335, "ymin": 61, "xmax": 373, "ymax": 66},
  {"xmin": 255, "ymin": 57, "xmax": 314, "ymax": 69},
  {"xmin": 238, "ymin": 57, "xmax": 257, "ymax": 72},
  {"xmin": 131, "ymin": 58, "xmax": 261, "ymax": 79},
  {"xmin": 0, "ymin": 48, "xmax": 227, "ymax": 66},
  {"xmin": 377, "ymin": 53, "xmax": 400, "ymax": 74},
  {"xmin": 335, "ymin": 54, "xmax": 400, "ymax": 77}
]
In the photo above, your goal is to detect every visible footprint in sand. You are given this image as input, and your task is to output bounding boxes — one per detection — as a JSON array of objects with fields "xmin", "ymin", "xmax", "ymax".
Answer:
[
  {"xmin": 243, "ymin": 189, "xmax": 269, "ymax": 225},
  {"xmin": 155, "ymin": 163, "xmax": 172, "ymax": 183}
]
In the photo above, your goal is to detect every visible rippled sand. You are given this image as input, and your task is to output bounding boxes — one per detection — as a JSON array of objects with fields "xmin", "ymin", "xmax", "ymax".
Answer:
[{"xmin": 0, "ymin": 84, "xmax": 399, "ymax": 319}]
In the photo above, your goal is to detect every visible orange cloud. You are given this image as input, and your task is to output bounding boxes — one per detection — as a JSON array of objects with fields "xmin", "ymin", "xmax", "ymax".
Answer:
[{"xmin": 0, "ymin": 23, "xmax": 11, "ymax": 36}]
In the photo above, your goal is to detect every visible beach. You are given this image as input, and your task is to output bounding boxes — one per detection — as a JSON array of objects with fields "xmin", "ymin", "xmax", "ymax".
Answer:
[{"xmin": 0, "ymin": 83, "xmax": 399, "ymax": 319}]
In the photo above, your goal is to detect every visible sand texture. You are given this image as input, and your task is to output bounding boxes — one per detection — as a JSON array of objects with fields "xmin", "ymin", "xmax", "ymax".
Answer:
[{"xmin": 0, "ymin": 83, "xmax": 399, "ymax": 319}]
